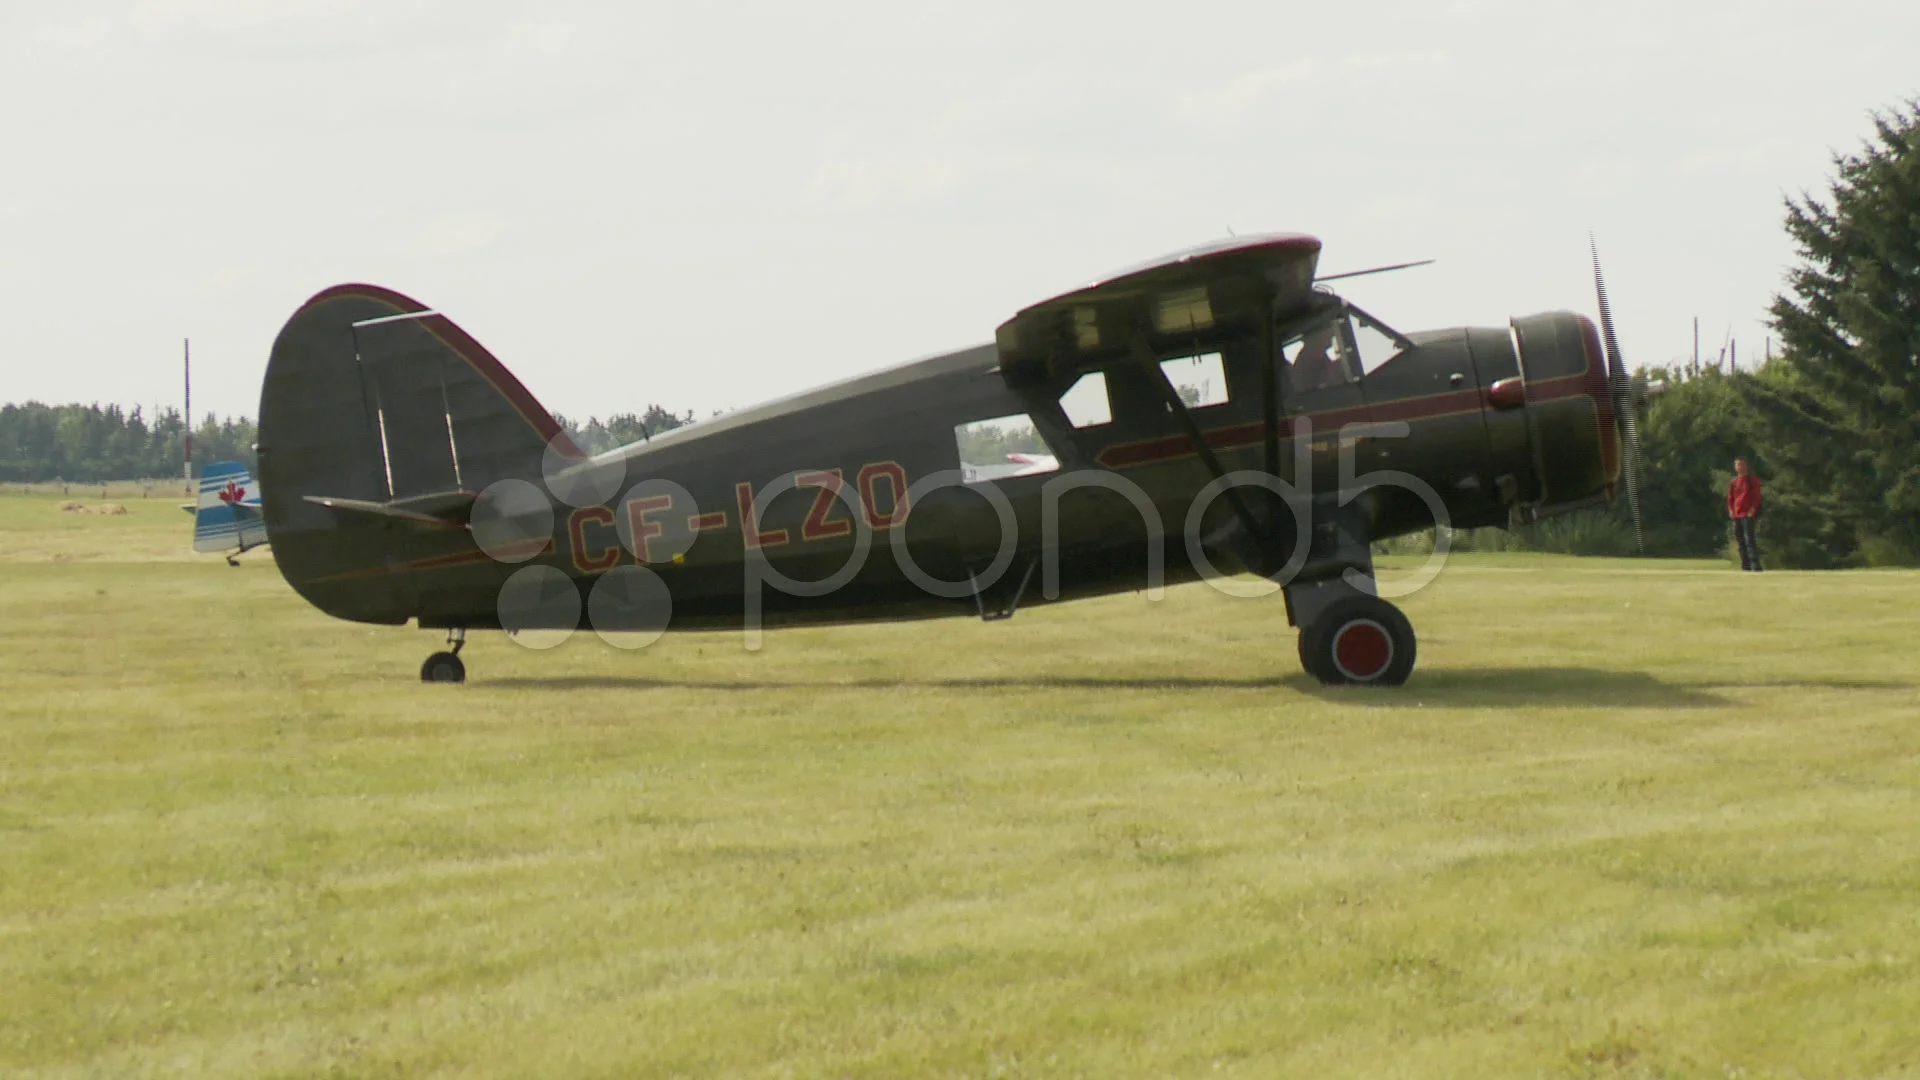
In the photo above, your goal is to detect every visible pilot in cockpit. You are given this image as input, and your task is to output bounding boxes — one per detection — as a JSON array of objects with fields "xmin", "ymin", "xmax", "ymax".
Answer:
[{"xmin": 1288, "ymin": 326, "xmax": 1344, "ymax": 393}]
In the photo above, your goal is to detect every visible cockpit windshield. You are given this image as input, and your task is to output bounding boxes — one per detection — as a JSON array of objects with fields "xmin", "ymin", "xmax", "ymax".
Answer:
[{"xmin": 1280, "ymin": 302, "xmax": 1411, "ymax": 392}]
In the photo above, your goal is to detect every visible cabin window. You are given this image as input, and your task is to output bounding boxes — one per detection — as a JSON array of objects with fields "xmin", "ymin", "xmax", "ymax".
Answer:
[
  {"xmin": 1059, "ymin": 372, "xmax": 1112, "ymax": 428},
  {"xmin": 954, "ymin": 413, "xmax": 1059, "ymax": 483},
  {"xmin": 1160, "ymin": 351, "xmax": 1228, "ymax": 409}
]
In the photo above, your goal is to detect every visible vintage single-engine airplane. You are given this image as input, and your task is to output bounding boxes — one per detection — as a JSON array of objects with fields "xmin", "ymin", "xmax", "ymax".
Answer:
[{"xmin": 255, "ymin": 234, "xmax": 1641, "ymax": 686}]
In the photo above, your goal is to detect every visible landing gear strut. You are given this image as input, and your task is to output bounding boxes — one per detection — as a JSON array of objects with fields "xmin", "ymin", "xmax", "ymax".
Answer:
[
  {"xmin": 420, "ymin": 627, "xmax": 467, "ymax": 684},
  {"xmin": 1283, "ymin": 512, "xmax": 1418, "ymax": 687}
]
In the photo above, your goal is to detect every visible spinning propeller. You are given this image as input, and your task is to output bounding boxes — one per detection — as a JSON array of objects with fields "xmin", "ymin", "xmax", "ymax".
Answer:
[{"xmin": 1588, "ymin": 236, "xmax": 1646, "ymax": 554}]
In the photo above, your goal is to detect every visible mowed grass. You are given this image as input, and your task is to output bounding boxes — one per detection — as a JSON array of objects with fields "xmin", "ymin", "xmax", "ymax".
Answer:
[{"xmin": 2, "ymin": 492, "xmax": 1918, "ymax": 1079}]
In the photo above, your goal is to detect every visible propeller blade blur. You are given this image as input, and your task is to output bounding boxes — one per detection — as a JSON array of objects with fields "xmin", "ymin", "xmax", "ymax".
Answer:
[{"xmin": 1589, "ymin": 235, "xmax": 1645, "ymax": 554}]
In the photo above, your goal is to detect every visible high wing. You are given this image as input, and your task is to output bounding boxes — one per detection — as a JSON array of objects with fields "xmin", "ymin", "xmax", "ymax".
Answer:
[{"xmin": 993, "ymin": 233, "xmax": 1324, "ymax": 379}]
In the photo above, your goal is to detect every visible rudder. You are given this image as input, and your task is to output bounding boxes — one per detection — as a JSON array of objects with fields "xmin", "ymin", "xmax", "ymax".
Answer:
[{"xmin": 257, "ymin": 284, "xmax": 577, "ymax": 623}]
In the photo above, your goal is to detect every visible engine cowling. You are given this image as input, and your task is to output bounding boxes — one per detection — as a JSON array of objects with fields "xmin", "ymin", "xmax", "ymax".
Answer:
[{"xmin": 1492, "ymin": 311, "xmax": 1622, "ymax": 517}]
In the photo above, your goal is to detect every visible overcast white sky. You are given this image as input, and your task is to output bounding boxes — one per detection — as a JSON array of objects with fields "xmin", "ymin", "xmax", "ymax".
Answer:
[{"xmin": 3, "ymin": 0, "xmax": 1915, "ymax": 421}]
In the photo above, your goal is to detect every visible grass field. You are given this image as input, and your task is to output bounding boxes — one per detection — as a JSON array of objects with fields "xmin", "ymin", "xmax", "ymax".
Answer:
[{"xmin": 3, "ymin": 492, "xmax": 1918, "ymax": 1078}]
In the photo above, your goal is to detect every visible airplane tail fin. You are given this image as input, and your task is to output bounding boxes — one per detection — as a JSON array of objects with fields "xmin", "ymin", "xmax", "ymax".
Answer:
[
  {"xmin": 257, "ymin": 284, "xmax": 580, "ymax": 622},
  {"xmin": 191, "ymin": 461, "xmax": 268, "ymax": 554}
]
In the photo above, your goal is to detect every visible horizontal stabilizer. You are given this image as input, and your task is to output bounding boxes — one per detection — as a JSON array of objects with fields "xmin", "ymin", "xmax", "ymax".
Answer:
[{"xmin": 302, "ymin": 489, "xmax": 477, "ymax": 530}]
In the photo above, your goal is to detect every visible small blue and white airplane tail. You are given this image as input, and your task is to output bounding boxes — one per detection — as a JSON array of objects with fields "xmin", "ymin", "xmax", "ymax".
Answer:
[{"xmin": 187, "ymin": 462, "xmax": 268, "ymax": 558}]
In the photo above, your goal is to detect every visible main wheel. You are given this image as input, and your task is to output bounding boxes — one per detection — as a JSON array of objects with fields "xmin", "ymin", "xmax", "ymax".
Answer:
[
  {"xmin": 1298, "ymin": 595, "xmax": 1416, "ymax": 687},
  {"xmin": 420, "ymin": 651, "xmax": 467, "ymax": 684},
  {"xmin": 1297, "ymin": 625, "xmax": 1334, "ymax": 683}
]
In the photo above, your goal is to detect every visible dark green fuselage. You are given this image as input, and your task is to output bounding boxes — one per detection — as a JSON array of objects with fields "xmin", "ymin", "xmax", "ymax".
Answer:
[{"xmin": 258, "ymin": 237, "xmax": 1620, "ymax": 634}]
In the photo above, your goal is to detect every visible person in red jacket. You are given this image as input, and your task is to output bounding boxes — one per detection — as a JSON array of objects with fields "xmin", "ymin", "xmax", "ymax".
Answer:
[{"xmin": 1728, "ymin": 457, "xmax": 1763, "ymax": 571}]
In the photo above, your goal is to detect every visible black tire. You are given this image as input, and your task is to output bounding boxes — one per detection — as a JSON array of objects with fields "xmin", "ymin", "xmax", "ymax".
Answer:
[
  {"xmin": 1297, "ymin": 627, "xmax": 1333, "ymax": 683},
  {"xmin": 420, "ymin": 651, "xmax": 466, "ymax": 684},
  {"xmin": 1299, "ymin": 595, "xmax": 1416, "ymax": 687}
]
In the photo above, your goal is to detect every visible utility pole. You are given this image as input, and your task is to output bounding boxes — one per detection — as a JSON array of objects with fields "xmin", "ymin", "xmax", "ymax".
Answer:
[
  {"xmin": 183, "ymin": 339, "xmax": 192, "ymax": 495},
  {"xmin": 1692, "ymin": 317, "xmax": 1699, "ymax": 373}
]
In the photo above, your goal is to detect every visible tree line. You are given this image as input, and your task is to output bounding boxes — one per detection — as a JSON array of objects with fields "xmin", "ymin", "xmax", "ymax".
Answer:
[
  {"xmin": 553, "ymin": 406, "xmax": 697, "ymax": 456},
  {"xmin": 0, "ymin": 403, "xmax": 694, "ymax": 484},
  {"xmin": 0, "ymin": 404, "xmax": 256, "ymax": 484},
  {"xmin": 0, "ymin": 372, "xmax": 1843, "ymax": 564}
]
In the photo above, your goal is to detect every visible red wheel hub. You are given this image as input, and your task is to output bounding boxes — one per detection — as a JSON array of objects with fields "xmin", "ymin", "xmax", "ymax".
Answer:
[{"xmin": 1331, "ymin": 619, "xmax": 1393, "ymax": 681}]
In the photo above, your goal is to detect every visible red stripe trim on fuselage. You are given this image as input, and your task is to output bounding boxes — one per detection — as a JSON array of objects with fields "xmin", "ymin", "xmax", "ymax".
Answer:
[{"xmin": 1092, "ymin": 372, "xmax": 1596, "ymax": 470}]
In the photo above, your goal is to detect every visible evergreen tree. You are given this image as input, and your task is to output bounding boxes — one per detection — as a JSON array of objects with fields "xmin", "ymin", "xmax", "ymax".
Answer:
[
  {"xmin": 0, "ymin": 403, "xmax": 244, "ymax": 482},
  {"xmin": 1757, "ymin": 99, "xmax": 1920, "ymax": 565}
]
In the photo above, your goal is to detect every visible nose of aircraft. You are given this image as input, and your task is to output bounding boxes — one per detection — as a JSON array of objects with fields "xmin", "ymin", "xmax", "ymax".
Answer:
[{"xmin": 1507, "ymin": 311, "xmax": 1622, "ymax": 511}]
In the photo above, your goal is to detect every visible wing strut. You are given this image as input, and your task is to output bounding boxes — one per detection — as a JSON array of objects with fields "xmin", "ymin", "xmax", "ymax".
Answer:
[
  {"xmin": 1127, "ymin": 330, "xmax": 1269, "ymax": 557},
  {"xmin": 1259, "ymin": 293, "xmax": 1282, "ymax": 481}
]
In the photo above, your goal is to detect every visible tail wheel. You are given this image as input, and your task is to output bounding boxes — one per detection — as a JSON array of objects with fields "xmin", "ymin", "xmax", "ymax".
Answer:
[
  {"xmin": 1299, "ymin": 595, "xmax": 1416, "ymax": 687},
  {"xmin": 420, "ymin": 651, "xmax": 467, "ymax": 684}
]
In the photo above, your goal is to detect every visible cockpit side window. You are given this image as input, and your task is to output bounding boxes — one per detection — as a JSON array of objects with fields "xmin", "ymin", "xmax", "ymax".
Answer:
[{"xmin": 1282, "ymin": 322, "xmax": 1351, "ymax": 393}]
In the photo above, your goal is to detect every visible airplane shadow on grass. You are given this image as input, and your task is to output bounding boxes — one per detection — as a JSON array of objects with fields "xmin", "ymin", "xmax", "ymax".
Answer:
[
  {"xmin": 484, "ymin": 667, "xmax": 1742, "ymax": 709},
  {"xmin": 1291, "ymin": 667, "xmax": 1729, "ymax": 709}
]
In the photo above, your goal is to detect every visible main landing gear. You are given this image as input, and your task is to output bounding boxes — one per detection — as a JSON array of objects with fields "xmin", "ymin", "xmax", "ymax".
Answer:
[
  {"xmin": 420, "ymin": 627, "xmax": 467, "ymax": 684},
  {"xmin": 1286, "ymin": 578, "xmax": 1418, "ymax": 687}
]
